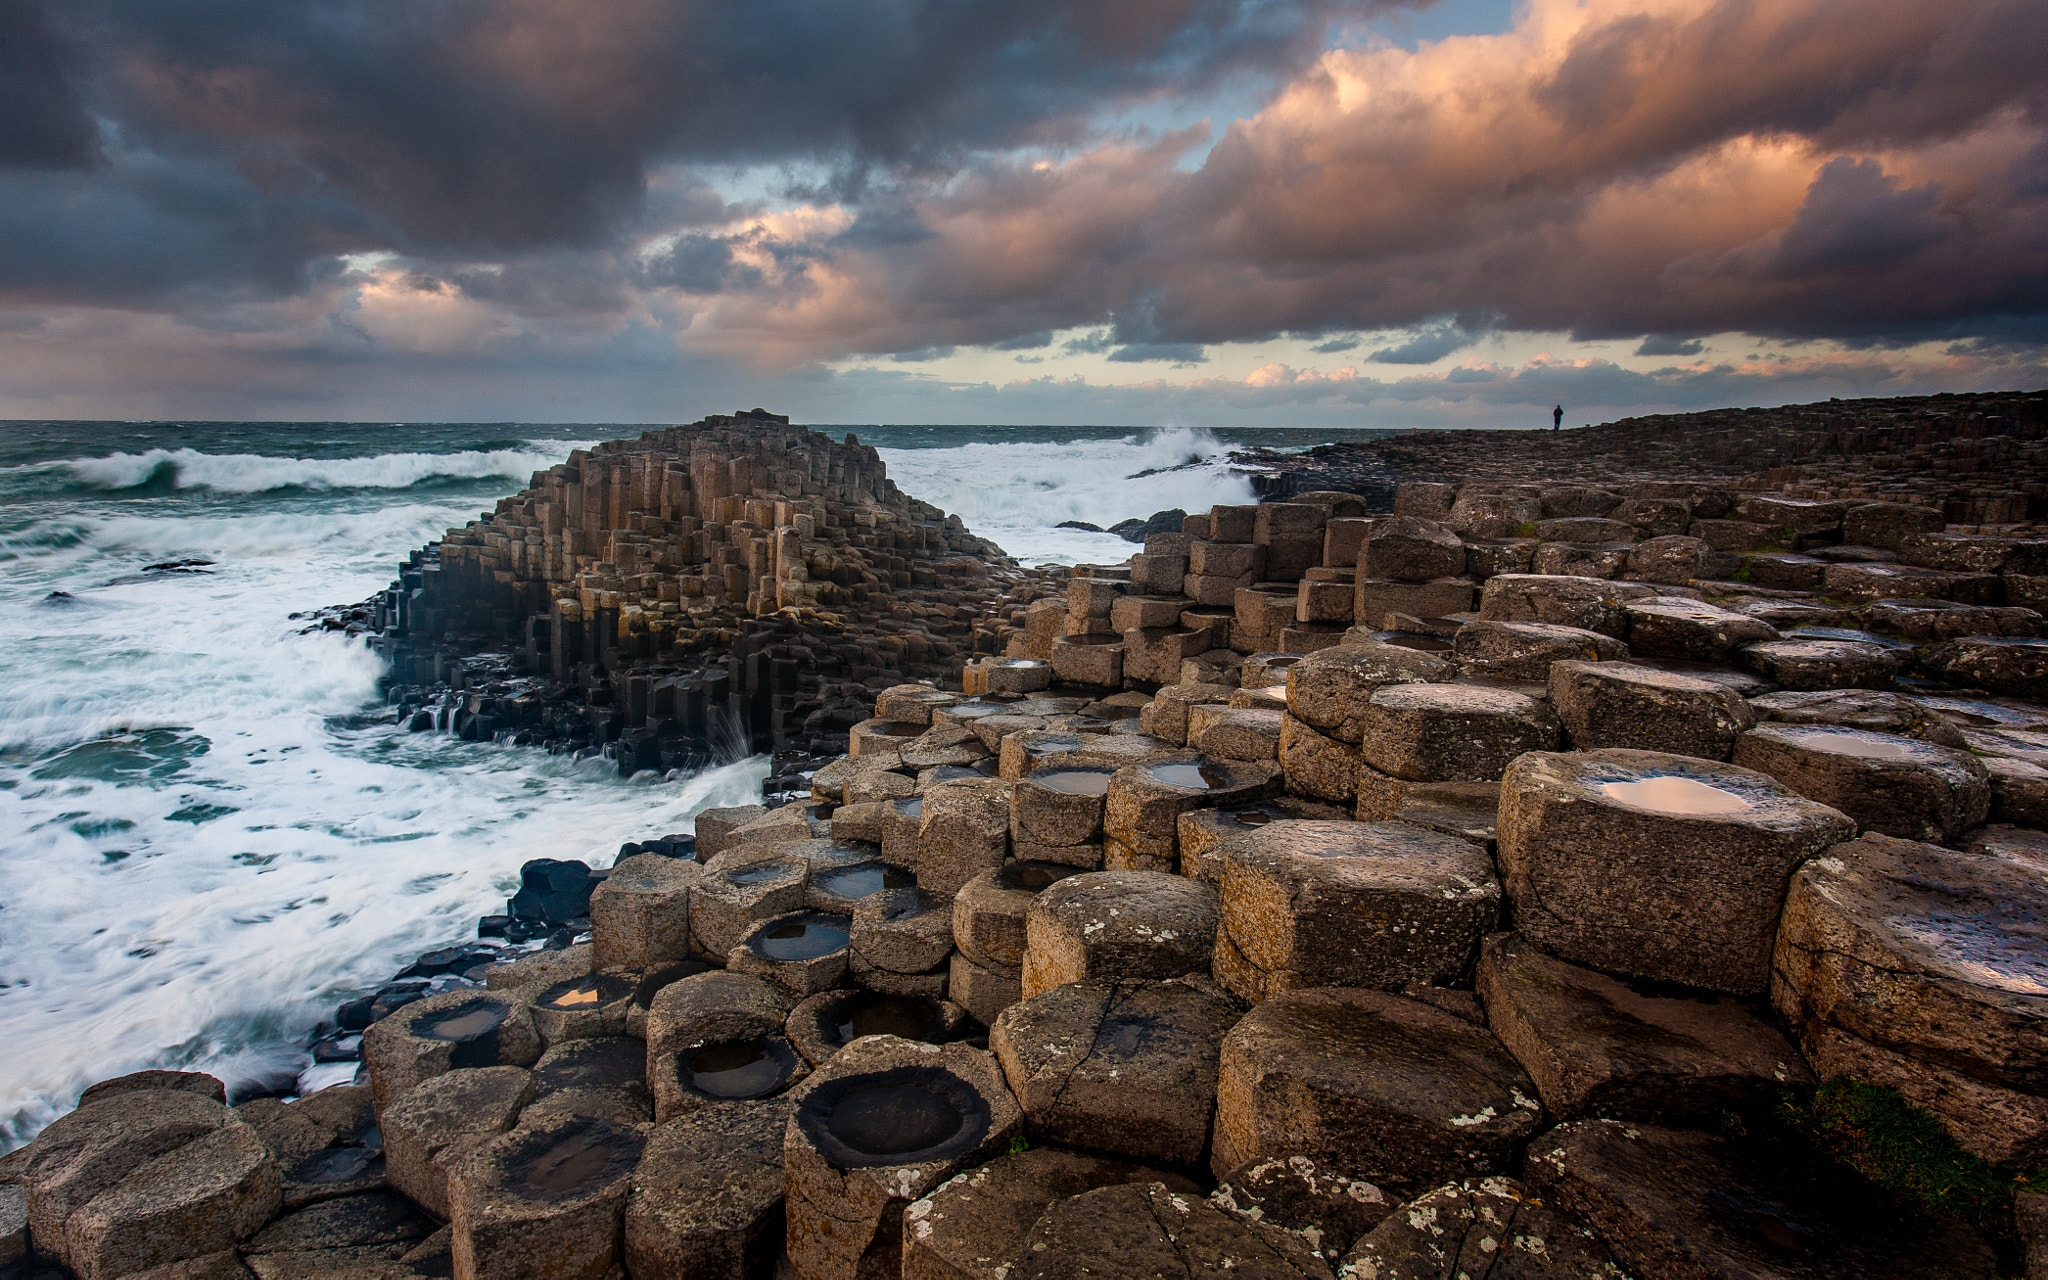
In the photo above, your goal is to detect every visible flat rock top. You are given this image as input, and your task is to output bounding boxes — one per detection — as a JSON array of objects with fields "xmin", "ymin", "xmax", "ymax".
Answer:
[
  {"xmin": 1230, "ymin": 989, "xmax": 1539, "ymax": 1131},
  {"xmin": 1222, "ymin": 819, "xmax": 1494, "ymax": 892},
  {"xmin": 1033, "ymin": 871, "xmax": 1219, "ymax": 932},
  {"xmin": 1554, "ymin": 659, "xmax": 1738, "ymax": 697},
  {"xmin": 1366, "ymin": 683, "xmax": 1543, "ymax": 715},
  {"xmin": 1519, "ymin": 748, "xmax": 1851, "ymax": 833},
  {"xmin": 1745, "ymin": 722, "xmax": 1971, "ymax": 766},
  {"xmin": 1014, "ymin": 1181, "xmax": 1334, "ymax": 1280},
  {"xmin": 1798, "ymin": 834, "xmax": 2048, "ymax": 1000}
]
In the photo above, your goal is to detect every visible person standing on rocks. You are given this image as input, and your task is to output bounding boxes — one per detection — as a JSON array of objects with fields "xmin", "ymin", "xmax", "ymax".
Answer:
[{"xmin": 1553, "ymin": 404, "xmax": 1563, "ymax": 431}]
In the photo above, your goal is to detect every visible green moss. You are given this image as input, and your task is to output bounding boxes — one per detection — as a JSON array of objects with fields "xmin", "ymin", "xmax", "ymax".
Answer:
[
  {"xmin": 1005, "ymin": 1133, "xmax": 1031, "ymax": 1156},
  {"xmin": 1513, "ymin": 522, "xmax": 1540, "ymax": 539},
  {"xmin": 1769, "ymin": 1078, "xmax": 2043, "ymax": 1245},
  {"xmin": 1731, "ymin": 563, "xmax": 1754, "ymax": 583}
]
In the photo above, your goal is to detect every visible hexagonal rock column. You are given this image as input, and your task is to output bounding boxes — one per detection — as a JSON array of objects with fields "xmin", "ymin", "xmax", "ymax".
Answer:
[
  {"xmin": 848, "ymin": 887, "xmax": 953, "ymax": 996},
  {"xmin": 1338, "ymin": 1177, "xmax": 1624, "ymax": 1280},
  {"xmin": 523, "ymin": 1037, "xmax": 653, "ymax": 1128},
  {"xmin": 1213, "ymin": 819, "xmax": 1497, "ymax": 1003},
  {"xmin": 1622, "ymin": 597, "xmax": 1778, "ymax": 662},
  {"xmin": 899, "ymin": 1149, "xmax": 1197, "ymax": 1280},
  {"xmin": 1212, "ymin": 989, "xmax": 1541, "ymax": 1196},
  {"xmin": 1007, "ymin": 1181, "xmax": 1335, "ymax": 1280},
  {"xmin": 689, "ymin": 852, "xmax": 808, "ymax": 958},
  {"xmin": 645, "ymin": 971, "xmax": 804, "ymax": 1122},
  {"xmin": 1186, "ymin": 705, "xmax": 1285, "ymax": 762},
  {"xmin": 61, "ymin": 1121, "xmax": 279, "ymax": 1280},
  {"xmin": 363, "ymin": 990, "xmax": 543, "ymax": 1115},
  {"xmin": 953, "ymin": 862, "xmax": 1081, "ymax": 974},
  {"xmin": 875, "ymin": 686, "xmax": 960, "ymax": 727},
  {"xmin": 590, "ymin": 854, "xmax": 697, "ymax": 971},
  {"xmin": 1739, "ymin": 638, "xmax": 1901, "ymax": 690},
  {"xmin": 625, "ymin": 1098, "xmax": 792, "ymax": 1280},
  {"xmin": 1476, "ymin": 575, "xmax": 1657, "ymax": 639},
  {"xmin": 1733, "ymin": 723, "xmax": 1991, "ymax": 842},
  {"xmin": 990, "ymin": 978, "xmax": 1237, "ymax": 1167},
  {"xmin": 917, "ymin": 779, "xmax": 1011, "ymax": 897},
  {"xmin": 1748, "ymin": 689, "xmax": 1969, "ymax": 746},
  {"xmin": 1021, "ymin": 871, "xmax": 1220, "ymax": 999},
  {"xmin": 1277, "ymin": 714, "xmax": 1362, "ymax": 803},
  {"xmin": 446, "ymin": 1113, "xmax": 647, "ymax": 1280},
  {"xmin": 1523, "ymin": 1120, "xmax": 1998, "ymax": 1280},
  {"xmin": 1010, "ymin": 767, "xmax": 1112, "ymax": 853},
  {"xmin": 1451, "ymin": 620, "xmax": 1627, "ymax": 680},
  {"xmin": 1549, "ymin": 660, "xmax": 1756, "ymax": 759},
  {"xmin": 1284, "ymin": 644, "xmax": 1445, "ymax": 745},
  {"xmin": 1102, "ymin": 755, "xmax": 1280, "ymax": 872},
  {"xmin": 1356, "ymin": 684, "xmax": 1559, "ymax": 782},
  {"xmin": 528, "ymin": 971, "xmax": 640, "ymax": 1046},
  {"xmin": 786, "ymin": 990, "xmax": 970, "ymax": 1067},
  {"xmin": 1922, "ymin": 636, "xmax": 2048, "ymax": 698},
  {"xmin": 1175, "ymin": 799, "xmax": 1348, "ymax": 885},
  {"xmin": 728, "ymin": 911, "xmax": 854, "ymax": 997},
  {"xmin": 783, "ymin": 1037, "xmax": 1022, "ymax": 1280},
  {"xmin": 19, "ymin": 1086, "xmax": 231, "ymax": 1265},
  {"xmin": 381, "ymin": 1066, "xmax": 535, "ymax": 1218},
  {"xmin": 1050, "ymin": 633, "xmax": 1124, "ymax": 687},
  {"xmin": 849, "ymin": 718, "xmax": 925, "ymax": 758},
  {"xmin": 1772, "ymin": 833, "xmax": 2048, "ymax": 1165},
  {"xmin": 1497, "ymin": 749, "xmax": 1855, "ymax": 996},
  {"xmin": 1475, "ymin": 933, "xmax": 1810, "ymax": 1124}
]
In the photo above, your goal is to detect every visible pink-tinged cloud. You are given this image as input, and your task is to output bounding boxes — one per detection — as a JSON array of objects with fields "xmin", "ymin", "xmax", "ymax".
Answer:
[{"xmin": 663, "ymin": 0, "xmax": 2048, "ymax": 363}]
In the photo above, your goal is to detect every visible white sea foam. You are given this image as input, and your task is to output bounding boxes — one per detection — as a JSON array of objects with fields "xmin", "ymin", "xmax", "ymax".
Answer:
[
  {"xmin": 46, "ymin": 444, "xmax": 585, "ymax": 494},
  {"xmin": 0, "ymin": 458, "xmax": 753, "ymax": 1146},
  {"xmin": 876, "ymin": 425, "xmax": 1257, "ymax": 564}
]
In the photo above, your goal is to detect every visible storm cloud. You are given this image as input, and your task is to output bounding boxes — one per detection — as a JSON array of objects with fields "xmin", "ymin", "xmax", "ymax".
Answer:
[{"xmin": 1, "ymin": 0, "xmax": 2043, "ymax": 420}]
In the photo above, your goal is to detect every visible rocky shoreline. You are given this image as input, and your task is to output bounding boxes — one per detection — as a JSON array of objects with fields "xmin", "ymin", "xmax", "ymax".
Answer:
[{"xmin": 8, "ymin": 394, "xmax": 2048, "ymax": 1280}]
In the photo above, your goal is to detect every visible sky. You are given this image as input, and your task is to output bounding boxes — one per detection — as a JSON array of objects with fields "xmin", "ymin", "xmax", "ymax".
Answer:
[{"xmin": 1, "ymin": 0, "xmax": 2044, "ymax": 428}]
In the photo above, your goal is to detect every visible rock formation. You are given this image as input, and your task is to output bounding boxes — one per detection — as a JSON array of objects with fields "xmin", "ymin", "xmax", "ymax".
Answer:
[{"xmin": 21, "ymin": 395, "xmax": 2048, "ymax": 1280}]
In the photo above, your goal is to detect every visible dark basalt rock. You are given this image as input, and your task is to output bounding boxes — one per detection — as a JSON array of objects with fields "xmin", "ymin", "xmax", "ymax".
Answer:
[
  {"xmin": 1524, "ymin": 1119, "xmax": 1997, "ymax": 1279},
  {"xmin": 510, "ymin": 859, "xmax": 605, "ymax": 925}
]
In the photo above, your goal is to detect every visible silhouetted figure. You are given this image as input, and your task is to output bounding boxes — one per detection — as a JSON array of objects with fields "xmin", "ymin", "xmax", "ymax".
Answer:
[{"xmin": 1553, "ymin": 404, "xmax": 1563, "ymax": 431}]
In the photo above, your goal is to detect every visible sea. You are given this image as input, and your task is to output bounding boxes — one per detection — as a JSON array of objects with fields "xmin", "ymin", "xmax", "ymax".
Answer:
[{"xmin": 0, "ymin": 418, "xmax": 1387, "ymax": 1147}]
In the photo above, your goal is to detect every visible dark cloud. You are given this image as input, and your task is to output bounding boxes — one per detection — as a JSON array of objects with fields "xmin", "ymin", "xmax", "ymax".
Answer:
[
  {"xmin": 1767, "ymin": 158, "xmax": 1948, "ymax": 276},
  {"xmin": 83, "ymin": 0, "xmax": 1375, "ymax": 252},
  {"xmin": 0, "ymin": 0, "xmax": 98, "ymax": 169},
  {"xmin": 1636, "ymin": 335, "xmax": 1705, "ymax": 357},
  {"xmin": 1311, "ymin": 334, "xmax": 1359, "ymax": 353},
  {"xmin": 1368, "ymin": 320, "xmax": 1478, "ymax": 364},
  {"xmin": 992, "ymin": 330, "xmax": 1055, "ymax": 350}
]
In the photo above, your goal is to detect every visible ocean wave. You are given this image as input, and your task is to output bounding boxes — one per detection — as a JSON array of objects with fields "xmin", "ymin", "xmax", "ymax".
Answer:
[
  {"xmin": 37, "ymin": 443, "xmax": 580, "ymax": 495},
  {"xmin": 876, "ymin": 424, "xmax": 1257, "ymax": 562}
]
